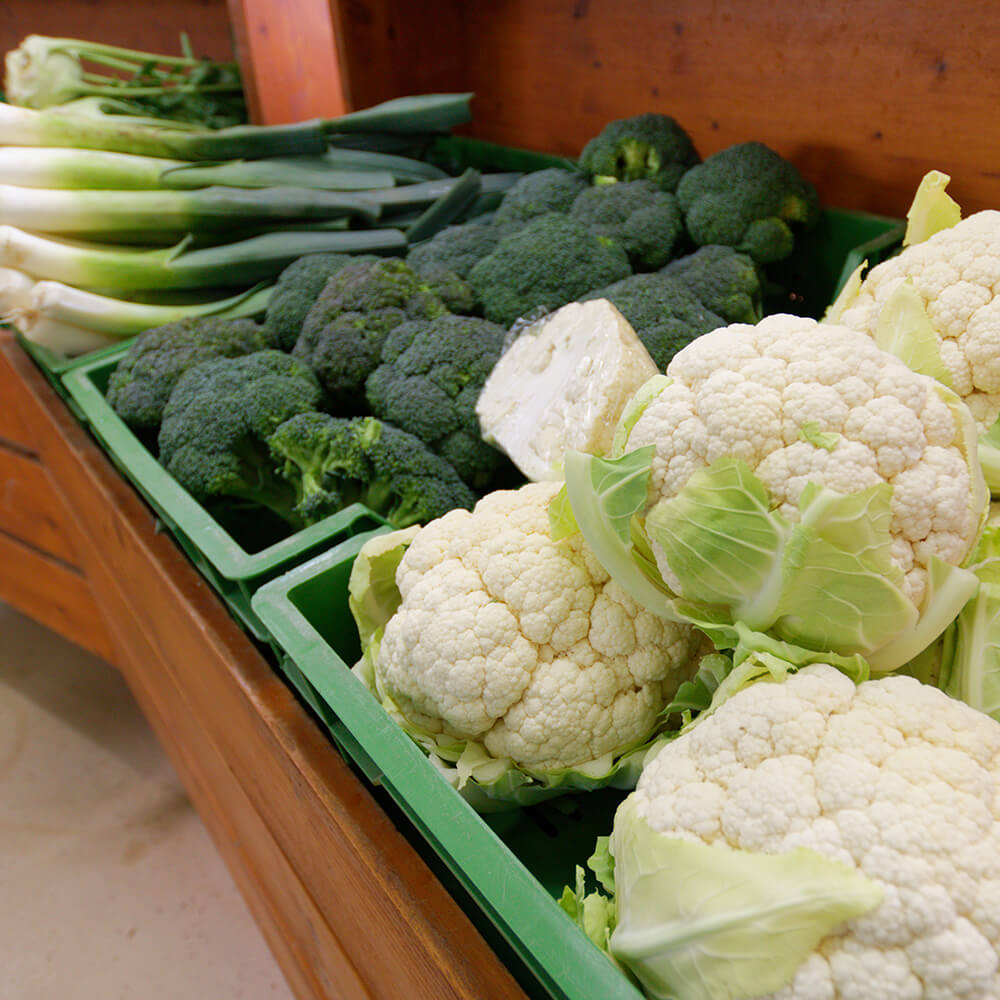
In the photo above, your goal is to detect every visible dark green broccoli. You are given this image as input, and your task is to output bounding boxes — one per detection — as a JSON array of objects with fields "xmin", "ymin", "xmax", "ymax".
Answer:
[
  {"xmin": 406, "ymin": 221, "xmax": 501, "ymax": 279},
  {"xmin": 659, "ymin": 245, "xmax": 764, "ymax": 324},
  {"xmin": 675, "ymin": 142, "xmax": 821, "ymax": 264},
  {"xmin": 105, "ymin": 317, "xmax": 277, "ymax": 434},
  {"xmin": 264, "ymin": 252, "xmax": 377, "ymax": 351},
  {"xmin": 268, "ymin": 412, "xmax": 476, "ymax": 529},
  {"xmin": 581, "ymin": 273, "xmax": 728, "ymax": 370},
  {"xmin": 467, "ymin": 213, "xmax": 633, "ymax": 328},
  {"xmin": 405, "ymin": 261, "xmax": 479, "ymax": 315},
  {"xmin": 292, "ymin": 257, "xmax": 449, "ymax": 410},
  {"xmin": 491, "ymin": 167, "xmax": 589, "ymax": 233},
  {"xmin": 569, "ymin": 180, "xmax": 685, "ymax": 271},
  {"xmin": 157, "ymin": 350, "xmax": 324, "ymax": 528},
  {"xmin": 579, "ymin": 113, "xmax": 700, "ymax": 192},
  {"xmin": 364, "ymin": 315, "xmax": 510, "ymax": 490}
]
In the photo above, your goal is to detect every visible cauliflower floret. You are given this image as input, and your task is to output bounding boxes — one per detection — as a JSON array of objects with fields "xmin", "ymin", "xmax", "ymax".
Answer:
[
  {"xmin": 377, "ymin": 481, "xmax": 700, "ymax": 773},
  {"xmin": 837, "ymin": 210, "xmax": 1000, "ymax": 431},
  {"xmin": 620, "ymin": 664, "xmax": 1000, "ymax": 999},
  {"xmin": 623, "ymin": 314, "xmax": 985, "ymax": 605}
]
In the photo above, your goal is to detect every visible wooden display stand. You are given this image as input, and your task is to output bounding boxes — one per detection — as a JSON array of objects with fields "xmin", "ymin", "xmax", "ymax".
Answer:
[{"xmin": 2, "ymin": 2, "xmax": 1000, "ymax": 998}]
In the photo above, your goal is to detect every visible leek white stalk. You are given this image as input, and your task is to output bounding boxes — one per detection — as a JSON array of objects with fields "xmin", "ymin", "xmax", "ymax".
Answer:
[
  {"xmin": 9, "ymin": 310, "xmax": 118, "ymax": 355},
  {"xmin": 0, "ymin": 183, "xmax": 381, "ymax": 235},
  {"xmin": 0, "ymin": 146, "xmax": 183, "ymax": 189},
  {"xmin": 0, "ymin": 266, "xmax": 36, "ymax": 314}
]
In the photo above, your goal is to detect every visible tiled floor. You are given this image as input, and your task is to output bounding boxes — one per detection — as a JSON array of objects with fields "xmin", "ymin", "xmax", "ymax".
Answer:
[{"xmin": 0, "ymin": 600, "xmax": 296, "ymax": 1000}]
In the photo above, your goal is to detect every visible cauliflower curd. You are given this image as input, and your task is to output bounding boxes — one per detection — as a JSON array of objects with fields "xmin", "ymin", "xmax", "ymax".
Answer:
[
  {"xmin": 376, "ymin": 481, "xmax": 700, "ymax": 773},
  {"xmin": 622, "ymin": 313, "xmax": 986, "ymax": 606}
]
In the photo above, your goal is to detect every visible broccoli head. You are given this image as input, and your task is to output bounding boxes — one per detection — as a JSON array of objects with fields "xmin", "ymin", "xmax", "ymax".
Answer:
[
  {"xmin": 364, "ymin": 315, "xmax": 511, "ymax": 490},
  {"xmin": 659, "ymin": 245, "xmax": 764, "ymax": 324},
  {"xmin": 268, "ymin": 412, "xmax": 476, "ymax": 529},
  {"xmin": 675, "ymin": 142, "xmax": 821, "ymax": 264},
  {"xmin": 569, "ymin": 179, "xmax": 685, "ymax": 271},
  {"xmin": 264, "ymin": 252, "xmax": 377, "ymax": 351},
  {"xmin": 467, "ymin": 213, "xmax": 633, "ymax": 328},
  {"xmin": 157, "ymin": 349, "xmax": 324, "ymax": 528},
  {"xmin": 578, "ymin": 113, "xmax": 700, "ymax": 192},
  {"xmin": 292, "ymin": 256, "xmax": 449, "ymax": 410},
  {"xmin": 581, "ymin": 272, "xmax": 728, "ymax": 370},
  {"xmin": 491, "ymin": 167, "xmax": 589, "ymax": 233},
  {"xmin": 105, "ymin": 317, "xmax": 277, "ymax": 435},
  {"xmin": 406, "ymin": 221, "xmax": 501, "ymax": 279}
]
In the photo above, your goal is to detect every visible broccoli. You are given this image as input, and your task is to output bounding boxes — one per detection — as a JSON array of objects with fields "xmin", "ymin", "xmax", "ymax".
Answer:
[
  {"xmin": 578, "ymin": 113, "xmax": 700, "ymax": 192},
  {"xmin": 364, "ymin": 315, "xmax": 511, "ymax": 490},
  {"xmin": 157, "ymin": 350, "xmax": 324, "ymax": 528},
  {"xmin": 405, "ymin": 262, "xmax": 479, "ymax": 315},
  {"xmin": 581, "ymin": 272, "xmax": 728, "ymax": 370},
  {"xmin": 105, "ymin": 317, "xmax": 277, "ymax": 435},
  {"xmin": 568, "ymin": 179, "xmax": 685, "ymax": 271},
  {"xmin": 292, "ymin": 257, "xmax": 449, "ymax": 410},
  {"xmin": 491, "ymin": 167, "xmax": 589, "ymax": 233},
  {"xmin": 264, "ymin": 252, "xmax": 377, "ymax": 351},
  {"xmin": 675, "ymin": 142, "xmax": 821, "ymax": 264},
  {"xmin": 659, "ymin": 245, "xmax": 764, "ymax": 324},
  {"xmin": 467, "ymin": 213, "xmax": 633, "ymax": 328},
  {"xmin": 268, "ymin": 412, "xmax": 476, "ymax": 529},
  {"xmin": 406, "ymin": 221, "xmax": 501, "ymax": 279}
]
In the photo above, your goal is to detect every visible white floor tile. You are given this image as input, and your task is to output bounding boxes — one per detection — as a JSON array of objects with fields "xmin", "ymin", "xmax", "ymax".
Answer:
[{"xmin": 0, "ymin": 601, "xmax": 296, "ymax": 1000}]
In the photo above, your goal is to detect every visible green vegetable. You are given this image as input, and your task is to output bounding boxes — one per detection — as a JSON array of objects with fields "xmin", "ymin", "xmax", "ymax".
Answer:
[
  {"xmin": 568, "ymin": 179, "xmax": 685, "ymax": 270},
  {"xmin": 658, "ymin": 245, "xmax": 764, "ymax": 324},
  {"xmin": 0, "ymin": 146, "xmax": 182, "ymax": 189},
  {"xmin": 157, "ymin": 350, "xmax": 323, "ymax": 527},
  {"xmin": 406, "ymin": 221, "xmax": 501, "ymax": 279},
  {"xmin": 491, "ymin": 167, "xmax": 589, "ymax": 233},
  {"xmin": 467, "ymin": 213, "xmax": 633, "ymax": 327},
  {"xmin": 405, "ymin": 167, "xmax": 483, "ymax": 243},
  {"xmin": 578, "ymin": 113, "xmax": 700, "ymax": 192},
  {"xmin": 105, "ymin": 317, "xmax": 278, "ymax": 433},
  {"xmin": 292, "ymin": 257, "xmax": 448, "ymax": 408},
  {"xmin": 675, "ymin": 142, "xmax": 820, "ymax": 264},
  {"xmin": 364, "ymin": 315, "xmax": 511, "ymax": 489},
  {"xmin": 267, "ymin": 412, "xmax": 476, "ymax": 528}
]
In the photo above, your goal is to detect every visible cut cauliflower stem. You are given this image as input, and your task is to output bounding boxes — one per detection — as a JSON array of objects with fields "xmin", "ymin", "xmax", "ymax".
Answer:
[
  {"xmin": 610, "ymin": 663, "xmax": 1000, "ymax": 1000},
  {"xmin": 623, "ymin": 313, "xmax": 986, "ymax": 609},
  {"xmin": 476, "ymin": 299, "xmax": 659, "ymax": 481},
  {"xmin": 836, "ymin": 210, "xmax": 1000, "ymax": 432},
  {"xmin": 372, "ymin": 481, "xmax": 700, "ymax": 785}
]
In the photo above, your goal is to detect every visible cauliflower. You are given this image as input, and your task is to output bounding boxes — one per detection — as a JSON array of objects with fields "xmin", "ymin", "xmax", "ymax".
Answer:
[
  {"xmin": 835, "ymin": 210, "xmax": 1000, "ymax": 432},
  {"xmin": 623, "ymin": 313, "xmax": 985, "ymax": 608},
  {"xmin": 349, "ymin": 481, "xmax": 702, "ymax": 803},
  {"xmin": 603, "ymin": 663, "xmax": 1000, "ymax": 1000}
]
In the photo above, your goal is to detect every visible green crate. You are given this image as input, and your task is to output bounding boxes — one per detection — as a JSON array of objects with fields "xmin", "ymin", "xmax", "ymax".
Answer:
[
  {"xmin": 250, "ymin": 534, "xmax": 643, "ymax": 1000},
  {"xmin": 60, "ymin": 348, "xmax": 385, "ymax": 641}
]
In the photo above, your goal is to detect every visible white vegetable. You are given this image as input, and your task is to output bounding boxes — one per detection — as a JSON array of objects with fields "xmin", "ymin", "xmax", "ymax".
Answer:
[{"xmin": 476, "ymin": 299, "xmax": 659, "ymax": 480}]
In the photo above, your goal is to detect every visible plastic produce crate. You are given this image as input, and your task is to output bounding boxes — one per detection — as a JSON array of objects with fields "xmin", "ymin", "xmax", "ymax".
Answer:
[
  {"xmin": 251, "ymin": 533, "xmax": 644, "ymax": 1000},
  {"xmin": 60, "ymin": 349, "xmax": 385, "ymax": 641}
]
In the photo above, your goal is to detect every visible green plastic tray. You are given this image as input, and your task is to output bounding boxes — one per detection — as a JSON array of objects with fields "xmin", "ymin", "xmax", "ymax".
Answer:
[
  {"xmin": 60, "ymin": 348, "xmax": 385, "ymax": 641},
  {"xmin": 251, "ymin": 534, "xmax": 643, "ymax": 1000}
]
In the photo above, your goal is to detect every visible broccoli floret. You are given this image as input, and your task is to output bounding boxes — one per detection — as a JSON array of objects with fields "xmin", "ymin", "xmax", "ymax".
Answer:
[
  {"xmin": 659, "ymin": 245, "xmax": 764, "ymax": 324},
  {"xmin": 105, "ymin": 317, "xmax": 276, "ymax": 434},
  {"xmin": 405, "ymin": 261, "xmax": 479, "ymax": 315},
  {"xmin": 491, "ymin": 168, "xmax": 589, "ymax": 233},
  {"xmin": 406, "ymin": 222, "xmax": 501, "ymax": 279},
  {"xmin": 579, "ymin": 113, "xmax": 700, "ymax": 192},
  {"xmin": 467, "ymin": 213, "xmax": 633, "ymax": 328},
  {"xmin": 264, "ymin": 252, "xmax": 377, "ymax": 351},
  {"xmin": 675, "ymin": 142, "xmax": 821, "ymax": 265},
  {"xmin": 569, "ymin": 180, "xmax": 685, "ymax": 271},
  {"xmin": 157, "ymin": 350, "xmax": 324, "ymax": 528},
  {"xmin": 581, "ymin": 273, "xmax": 728, "ymax": 370},
  {"xmin": 364, "ymin": 315, "xmax": 511, "ymax": 490},
  {"xmin": 292, "ymin": 257, "xmax": 449, "ymax": 410},
  {"xmin": 268, "ymin": 412, "xmax": 476, "ymax": 529}
]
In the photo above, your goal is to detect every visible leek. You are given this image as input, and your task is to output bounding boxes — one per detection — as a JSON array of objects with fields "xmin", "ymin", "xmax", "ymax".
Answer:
[
  {"xmin": 0, "ymin": 184, "xmax": 381, "ymax": 236},
  {"xmin": 0, "ymin": 146, "xmax": 182, "ymax": 189},
  {"xmin": 0, "ymin": 225, "xmax": 407, "ymax": 291}
]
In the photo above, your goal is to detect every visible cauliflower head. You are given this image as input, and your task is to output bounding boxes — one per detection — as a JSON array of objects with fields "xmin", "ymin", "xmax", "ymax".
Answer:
[
  {"xmin": 611, "ymin": 663, "xmax": 1000, "ymax": 1000},
  {"xmin": 836, "ymin": 210, "xmax": 1000, "ymax": 432},
  {"xmin": 373, "ymin": 481, "xmax": 701, "ymax": 775},
  {"xmin": 621, "ymin": 313, "xmax": 986, "ymax": 608}
]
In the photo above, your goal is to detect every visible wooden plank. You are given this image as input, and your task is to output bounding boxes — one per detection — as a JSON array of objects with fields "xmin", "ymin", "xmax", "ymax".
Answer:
[
  {"xmin": 226, "ymin": 0, "xmax": 349, "ymax": 123},
  {"xmin": 0, "ymin": 530, "xmax": 115, "ymax": 665},
  {"xmin": 326, "ymin": 0, "xmax": 1000, "ymax": 218},
  {"xmin": 0, "ymin": 335, "xmax": 527, "ymax": 1000},
  {"xmin": 0, "ymin": 345, "xmax": 40, "ymax": 452},
  {"xmin": 0, "ymin": 446, "xmax": 82, "ymax": 565}
]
